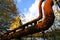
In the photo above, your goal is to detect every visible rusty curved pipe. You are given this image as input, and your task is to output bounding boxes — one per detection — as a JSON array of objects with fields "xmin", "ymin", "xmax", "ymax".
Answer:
[{"xmin": 1, "ymin": 0, "xmax": 55, "ymax": 40}]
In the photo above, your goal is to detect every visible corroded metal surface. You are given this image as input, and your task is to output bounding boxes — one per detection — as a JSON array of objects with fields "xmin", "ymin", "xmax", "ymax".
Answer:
[{"xmin": 1, "ymin": 0, "xmax": 55, "ymax": 40}]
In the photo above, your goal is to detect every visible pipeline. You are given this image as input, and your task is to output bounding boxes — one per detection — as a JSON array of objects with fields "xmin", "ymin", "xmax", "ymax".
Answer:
[{"xmin": 0, "ymin": 0, "xmax": 55, "ymax": 40}]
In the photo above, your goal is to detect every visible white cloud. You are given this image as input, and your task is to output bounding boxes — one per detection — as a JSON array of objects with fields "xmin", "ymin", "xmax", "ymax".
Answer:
[{"xmin": 21, "ymin": 0, "xmax": 40, "ymax": 24}]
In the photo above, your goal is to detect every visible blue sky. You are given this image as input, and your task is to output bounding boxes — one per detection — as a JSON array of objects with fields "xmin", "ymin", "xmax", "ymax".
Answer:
[
  {"xmin": 14, "ymin": 0, "xmax": 40, "ymax": 24},
  {"xmin": 16, "ymin": 0, "xmax": 35, "ymax": 13}
]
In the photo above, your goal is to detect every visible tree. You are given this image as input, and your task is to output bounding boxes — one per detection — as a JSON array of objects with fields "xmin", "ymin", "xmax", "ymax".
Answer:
[{"xmin": 0, "ymin": 0, "xmax": 19, "ymax": 36}]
